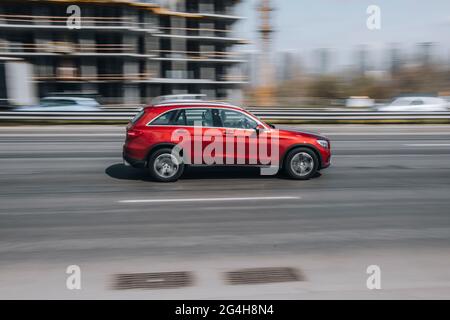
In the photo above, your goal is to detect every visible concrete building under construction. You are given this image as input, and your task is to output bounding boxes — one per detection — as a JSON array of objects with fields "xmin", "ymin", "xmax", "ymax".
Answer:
[{"xmin": 0, "ymin": 0, "xmax": 247, "ymax": 106}]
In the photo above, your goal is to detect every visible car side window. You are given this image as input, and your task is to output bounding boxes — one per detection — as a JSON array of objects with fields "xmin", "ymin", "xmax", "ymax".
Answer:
[
  {"xmin": 185, "ymin": 109, "xmax": 206, "ymax": 126},
  {"xmin": 151, "ymin": 108, "xmax": 248, "ymax": 127},
  {"xmin": 172, "ymin": 109, "xmax": 219, "ymax": 127},
  {"xmin": 150, "ymin": 110, "xmax": 178, "ymax": 125},
  {"xmin": 172, "ymin": 110, "xmax": 187, "ymax": 125},
  {"xmin": 218, "ymin": 109, "xmax": 258, "ymax": 129},
  {"xmin": 190, "ymin": 109, "xmax": 216, "ymax": 127}
]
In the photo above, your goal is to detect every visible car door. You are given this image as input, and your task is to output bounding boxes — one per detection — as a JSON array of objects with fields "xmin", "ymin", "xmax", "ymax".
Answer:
[
  {"xmin": 216, "ymin": 109, "xmax": 260, "ymax": 165},
  {"xmin": 184, "ymin": 108, "xmax": 219, "ymax": 165},
  {"xmin": 168, "ymin": 108, "xmax": 222, "ymax": 165}
]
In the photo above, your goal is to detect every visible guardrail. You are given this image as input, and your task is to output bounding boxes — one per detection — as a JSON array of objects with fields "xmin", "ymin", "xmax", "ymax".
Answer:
[
  {"xmin": 1, "ymin": 110, "xmax": 450, "ymax": 123},
  {"xmin": 0, "ymin": 111, "xmax": 135, "ymax": 121},
  {"xmin": 250, "ymin": 111, "xmax": 450, "ymax": 120}
]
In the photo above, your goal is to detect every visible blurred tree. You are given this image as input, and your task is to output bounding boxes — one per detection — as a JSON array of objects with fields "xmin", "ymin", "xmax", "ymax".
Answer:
[
  {"xmin": 244, "ymin": 62, "xmax": 450, "ymax": 106},
  {"xmin": 307, "ymin": 76, "xmax": 342, "ymax": 99},
  {"xmin": 345, "ymin": 76, "xmax": 393, "ymax": 100}
]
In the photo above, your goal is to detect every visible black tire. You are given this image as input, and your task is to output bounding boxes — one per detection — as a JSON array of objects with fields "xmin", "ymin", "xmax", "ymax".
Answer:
[
  {"xmin": 148, "ymin": 148, "xmax": 184, "ymax": 182},
  {"xmin": 283, "ymin": 147, "xmax": 319, "ymax": 180}
]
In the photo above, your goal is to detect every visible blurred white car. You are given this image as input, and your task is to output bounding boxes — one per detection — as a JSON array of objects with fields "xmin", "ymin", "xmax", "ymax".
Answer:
[
  {"xmin": 16, "ymin": 97, "xmax": 101, "ymax": 112},
  {"xmin": 376, "ymin": 97, "xmax": 449, "ymax": 112}
]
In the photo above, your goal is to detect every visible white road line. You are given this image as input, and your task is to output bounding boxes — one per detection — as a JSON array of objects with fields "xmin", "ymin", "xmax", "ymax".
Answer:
[
  {"xmin": 119, "ymin": 196, "xmax": 301, "ymax": 204},
  {"xmin": 404, "ymin": 144, "xmax": 450, "ymax": 147}
]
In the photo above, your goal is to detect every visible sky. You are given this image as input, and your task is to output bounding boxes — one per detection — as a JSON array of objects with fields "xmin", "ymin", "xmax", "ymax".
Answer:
[{"xmin": 234, "ymin": 0, "xmax": 450, "ymax": 70}]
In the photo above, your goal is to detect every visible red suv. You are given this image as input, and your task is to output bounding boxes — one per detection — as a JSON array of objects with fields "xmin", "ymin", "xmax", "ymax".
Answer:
[{"xmin": 123, "ymin": 100, "xmax": 331, "ymax": 182}]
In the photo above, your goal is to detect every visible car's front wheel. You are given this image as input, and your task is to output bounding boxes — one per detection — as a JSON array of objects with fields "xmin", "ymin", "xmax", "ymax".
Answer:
[
  {"xmin": 284, "ymin": 147, "xmax": 319, "ymax": 180},
  {"xmin": 148, "ymin": 148, "xmax": 184, "ymax": 182}
]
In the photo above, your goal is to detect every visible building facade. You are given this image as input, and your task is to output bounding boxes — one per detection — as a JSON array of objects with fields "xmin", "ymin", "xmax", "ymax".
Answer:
[{"xmin": 0, "ymin": 0, "xmax": 246, "ymax": 106}]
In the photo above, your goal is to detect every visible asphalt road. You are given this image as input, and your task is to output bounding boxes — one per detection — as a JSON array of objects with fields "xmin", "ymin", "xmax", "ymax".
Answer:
[{"xmin": 1, "ymin": 125, "xmax": 450, "ymax": 299}]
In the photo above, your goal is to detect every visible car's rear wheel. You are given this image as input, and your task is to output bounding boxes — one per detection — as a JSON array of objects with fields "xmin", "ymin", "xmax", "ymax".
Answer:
[
  {"xmin": 284, "ymin": 147, "xmax": 319, "ymax": 180},
  {"xmin": 148, "ymin": 148, "xmax": 184, "ymax": 182}
]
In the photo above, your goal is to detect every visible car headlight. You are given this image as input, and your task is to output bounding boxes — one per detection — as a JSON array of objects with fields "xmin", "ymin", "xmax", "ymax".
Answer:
[{"xmin": 317, "ymin": 139, "xmax": 329, "ymax": 149}]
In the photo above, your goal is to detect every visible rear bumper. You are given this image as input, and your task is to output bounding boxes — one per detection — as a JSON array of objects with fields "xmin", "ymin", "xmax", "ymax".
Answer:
[{"xmin": 123, "ymin": 152, "xmax": 146, "ymax": 169}]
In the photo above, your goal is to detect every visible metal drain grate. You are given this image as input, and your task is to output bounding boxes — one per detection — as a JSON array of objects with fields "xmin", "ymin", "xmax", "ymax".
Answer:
[
  {"xmin": 225, "ymin": 267, "xmax": 304, "ymax": 285},
  {"xmin": 113, "ymin": 271, "xmax": 193, "ymax": 290}
]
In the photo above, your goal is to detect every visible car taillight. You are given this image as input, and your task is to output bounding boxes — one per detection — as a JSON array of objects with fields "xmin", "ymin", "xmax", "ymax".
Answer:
[{"xmin": 127, "ymin": 129, "xmax": 143, "ymax": 138}]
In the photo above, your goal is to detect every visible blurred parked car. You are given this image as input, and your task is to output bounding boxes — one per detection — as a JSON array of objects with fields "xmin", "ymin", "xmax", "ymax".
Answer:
[
  {"xmin": 345, "ymin": 96, "xmax": 375, "ymax": 108},
  {"xmin": 15, "ymin": 97, "xmax": 101, "ymax": 112},
  {"xmin": 376, "ymin": 97, "xmax": 449, "ymax": 112}
]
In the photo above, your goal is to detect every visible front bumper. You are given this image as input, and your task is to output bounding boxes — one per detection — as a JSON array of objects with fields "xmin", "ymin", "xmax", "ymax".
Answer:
[
  {"xmin": 320, "ymin": 153, "xmax": 331, "ymax": 170},
  {"xmin": 321, "ymin": 160, "xmax": 331, "ymax": 169}
]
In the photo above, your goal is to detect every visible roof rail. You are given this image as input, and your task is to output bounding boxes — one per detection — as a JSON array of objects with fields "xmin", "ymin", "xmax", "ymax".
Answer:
[
  {"xmin": 150, "ymin": 95, "xmax": 244, "ymax": 110},
  {"xmin": 151, "ymin": 94, "xmax": 206, "ymax": 105}
]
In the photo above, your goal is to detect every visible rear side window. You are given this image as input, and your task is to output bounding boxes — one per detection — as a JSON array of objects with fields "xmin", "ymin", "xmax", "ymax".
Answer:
[
  {"xmin": 150, "ymin": 110, "xmax": 178, "ymax": 125},
  {"xmin": 149, "ymin": 108, "xmax": 221, "ymax": 127}
]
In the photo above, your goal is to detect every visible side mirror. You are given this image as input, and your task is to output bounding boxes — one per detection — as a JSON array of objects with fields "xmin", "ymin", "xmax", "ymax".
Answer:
[
  {"xmin": 268, "ymin": 123, "xmax": 276, "ymax": 129},
  {"xmin": 255, "ymin": 124, "xmax": 266, "ymax": 135}
]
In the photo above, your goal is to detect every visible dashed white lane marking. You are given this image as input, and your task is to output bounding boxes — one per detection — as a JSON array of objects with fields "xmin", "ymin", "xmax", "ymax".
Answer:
[
  {"xmin": 119, "ymin": 196, "xmax": 301, "ymax": 204},
  {"xmin": 404, "ymin": 144, "xmax": 450, "ymax": 147}
]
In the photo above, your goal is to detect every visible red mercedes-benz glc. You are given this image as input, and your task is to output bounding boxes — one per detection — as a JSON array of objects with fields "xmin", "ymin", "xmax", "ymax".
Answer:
[{"xmin": 123, "ymin": 97, "xmax": 331, "ymax": 182}]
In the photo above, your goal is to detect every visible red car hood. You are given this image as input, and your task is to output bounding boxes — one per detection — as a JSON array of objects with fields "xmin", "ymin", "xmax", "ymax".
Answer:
[{"xmin": 275, "ymin": 127, "xmax": 329, "ymax": 140}]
